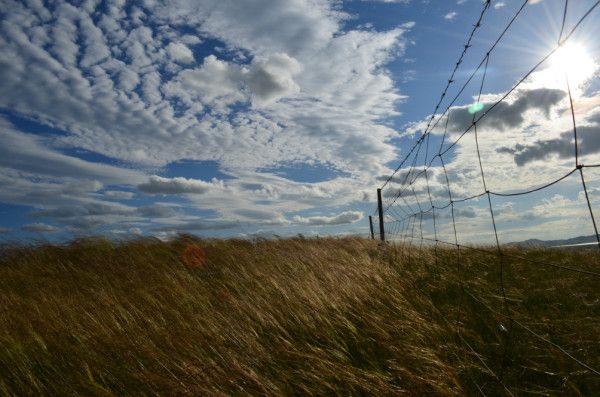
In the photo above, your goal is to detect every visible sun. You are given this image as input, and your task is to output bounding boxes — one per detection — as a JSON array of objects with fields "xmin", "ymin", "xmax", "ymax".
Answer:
[{"xmin": 544, "ymin": 42, "xmax": 596, "ymax": 88}]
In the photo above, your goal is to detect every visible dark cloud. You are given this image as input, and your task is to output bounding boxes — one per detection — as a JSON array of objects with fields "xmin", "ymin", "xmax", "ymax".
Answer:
[
  {"xmin": 238, "ymin": 182, "xmax": 266, "ymax": 191},
  {"xmin": 497, "ymin": 124, "xmax": 600, "ymax": 166},
  {"xmin": 138, "ymin": 176, "xmax": 217, "ymax": 195},
  {"xmin": 154, "ymin": 221, "xmax": 240, "ymax": 232},
  {"xmin": 136, "ymin": 205, "xmax": 179, "ymax": 218},
  {"xmin": 233, "ymin": 208, "xmax": 285, "ymax": 222},
  {"xmin": 246, "ymin": 53, "xmax": 301, "ymax": 105},
  {"xmin": 30, "ymin": 202, "xmax": 135, "ymax": 231},
  {"xmin": 495, "ymin": 146, "xmax": 516, "ymax": 155},
  {"xmin": 32, "ymin": 202, "xmax": 131, "ymax": 218},
  {"xmin": 446, "ymin": 88, "xmax": 566, "ymax": 133},
  {"xmin": 59, "ymin": 217, "xmax": 107, "ymax": 231},
  {"xmin": 382, "ymin": 184, "xmax": 447, "ymax": 200},
  {"xmin": 453, "ymin": 207, "xmax": 476, "ymax": 218},
  {"xmin": 377, "ymin": 170, "xmax": 414, "ymax": 184}
]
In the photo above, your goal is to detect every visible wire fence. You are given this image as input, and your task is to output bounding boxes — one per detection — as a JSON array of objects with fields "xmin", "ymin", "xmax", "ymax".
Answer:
[{"xmin": 369, "ymin": 0, "xmax": 600, "ymax": 393}]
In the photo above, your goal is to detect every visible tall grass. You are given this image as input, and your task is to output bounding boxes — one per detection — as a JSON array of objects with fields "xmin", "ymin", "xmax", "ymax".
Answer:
[{"xmin": 0, "ymin": 236, "xmax": 597, "ymax": 395}]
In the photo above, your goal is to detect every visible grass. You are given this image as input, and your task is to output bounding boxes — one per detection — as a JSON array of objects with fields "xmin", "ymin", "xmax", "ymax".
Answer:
[{"xmin": 0, "ymin": 236, "xmax": 598, "ymax": 396}]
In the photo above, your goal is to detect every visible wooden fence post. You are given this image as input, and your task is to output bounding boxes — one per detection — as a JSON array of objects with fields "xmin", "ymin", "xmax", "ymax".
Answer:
[{"xmin": 377, "ymin": 188, "xmax": 385, "ymax": 242}]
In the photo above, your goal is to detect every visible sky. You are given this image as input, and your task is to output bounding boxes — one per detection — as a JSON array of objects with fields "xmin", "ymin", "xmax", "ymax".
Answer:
[{"xmin": 1, "ymin": 0, "xmax": 600, "ymax": 243}]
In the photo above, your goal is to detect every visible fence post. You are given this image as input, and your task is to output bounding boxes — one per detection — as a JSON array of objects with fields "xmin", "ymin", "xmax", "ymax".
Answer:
[
  {"xmin": 377, "ymin": 188, "xmax": 385, "ymax": 242},
  {"xmin": 368, "ymin": 216, "xmax": 375, "ymax": 239}
]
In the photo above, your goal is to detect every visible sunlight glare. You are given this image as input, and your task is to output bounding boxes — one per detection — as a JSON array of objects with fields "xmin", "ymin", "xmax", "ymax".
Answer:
[{"xmin": 546, "ymin": 42, "xmax": 595, "ymax": 88}]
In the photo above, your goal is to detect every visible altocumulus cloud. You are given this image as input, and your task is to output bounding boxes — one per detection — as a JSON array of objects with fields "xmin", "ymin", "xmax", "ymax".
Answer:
[
  {"xmin": 0, "ymin": 0, "xmax": 414, "ymax": 237},
  {"xmin": 165, "ymin": 42, "xmax": 195, "ymax": 64},
  {"xmin": 0, "ymin": 0, "xmax": 411, "ymax": 172}
]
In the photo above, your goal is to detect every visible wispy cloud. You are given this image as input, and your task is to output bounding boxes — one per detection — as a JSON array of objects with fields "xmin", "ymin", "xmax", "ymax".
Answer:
[{"xmin": 22, "ymin": 223, "xmax": 59, "ymax": 233}]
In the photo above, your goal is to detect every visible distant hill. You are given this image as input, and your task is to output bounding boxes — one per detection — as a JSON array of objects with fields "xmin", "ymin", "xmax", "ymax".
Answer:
[{"xmin": 509, "ymin": 234, "xmax": 598, "ymax": 247}]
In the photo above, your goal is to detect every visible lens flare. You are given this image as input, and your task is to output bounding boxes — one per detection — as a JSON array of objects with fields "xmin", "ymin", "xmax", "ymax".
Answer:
[
  {"xmin": 181, "ymin": 244, "xmax": 207, "ymax": 268},
  {"xmin": 468, "ymin": 102, "xmax": 484, "ymax": 114}
]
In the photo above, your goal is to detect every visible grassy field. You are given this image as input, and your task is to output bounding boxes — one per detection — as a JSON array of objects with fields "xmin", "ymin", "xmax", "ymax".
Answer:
[{"xmin": 0, "ymin": 236, "xmax": 598, "ymax": 396}]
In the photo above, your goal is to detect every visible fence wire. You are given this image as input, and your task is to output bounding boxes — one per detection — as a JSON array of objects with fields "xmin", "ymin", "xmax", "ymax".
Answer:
[{"xmin": 371, "ymin": 0, "xmax": 600, "ymax": 393}]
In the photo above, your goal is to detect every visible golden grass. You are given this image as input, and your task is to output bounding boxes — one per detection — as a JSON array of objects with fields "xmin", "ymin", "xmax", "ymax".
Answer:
[{"xmin": 0, "ymin": 236, "xmax": 598, "ymax": 395}]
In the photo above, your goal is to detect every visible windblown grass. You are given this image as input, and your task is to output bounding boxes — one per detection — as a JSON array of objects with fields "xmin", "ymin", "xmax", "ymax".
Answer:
[{"xmin": 0, "ymin": 236, "xmax": 598, "ymax": 395}]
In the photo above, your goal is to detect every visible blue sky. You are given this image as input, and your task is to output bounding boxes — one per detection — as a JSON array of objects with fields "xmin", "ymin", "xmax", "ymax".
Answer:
[{"xmin": 1, "ymin": 0, "xmax": 600, "ymax": 242}]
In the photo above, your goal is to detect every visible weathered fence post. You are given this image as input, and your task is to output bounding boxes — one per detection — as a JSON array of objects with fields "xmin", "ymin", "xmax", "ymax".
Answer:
[
  {"xmin": 368, "ymin": 215, "xmax": 375, "ymax": 239},
  {"xmin": 377, "ymin": 188, "xmax": 385, "ymax": 242}
]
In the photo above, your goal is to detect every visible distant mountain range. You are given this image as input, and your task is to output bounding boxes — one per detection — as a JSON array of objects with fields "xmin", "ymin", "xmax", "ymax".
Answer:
[{"xmin": 509, "ymin": 235, "xmax": 598, "ymax": 248}]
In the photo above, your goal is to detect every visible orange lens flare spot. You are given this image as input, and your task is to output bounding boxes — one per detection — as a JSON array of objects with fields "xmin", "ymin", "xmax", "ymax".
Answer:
[{"xmin": 181, "ymin": 244, "xmax": 207, "ymax": 269}]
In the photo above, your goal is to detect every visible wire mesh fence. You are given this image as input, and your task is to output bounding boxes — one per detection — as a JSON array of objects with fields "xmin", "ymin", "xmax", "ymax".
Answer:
[{"xmin": 370, "ymin": 0, "xmax": 600, "ymax": 393}]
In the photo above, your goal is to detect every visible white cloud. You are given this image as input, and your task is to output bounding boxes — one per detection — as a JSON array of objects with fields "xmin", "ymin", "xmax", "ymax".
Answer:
[
  {"xmin": 494, "ymin": 2, "xmax": 506, "ymax": 9},
  {"xmin": 164, "ymin": 54, "xmax": 244, "ymax": 107},
  {"xmin": 104, "ymin": 190, "xmax": 135, "ymax": 200},
  {"xmin": 292, "ymin": 211, "xmax": 364, "ymax": 226},
  {"xmin": 444, "ymin": 12, "xmax": 458, "ymax": 20},
  {"xmin": 165, "ymin": 52, "xmax": 303, "ymax": 107},
  {"xmin": 79, "ymin": 12, "xmax": 111, "ymax": 68},
  {"xmin": 166, "ymin": 42, "xmax": 195, "ymax": 64},
  {"xmin": 152, "ymin": 0, "xmax": 344, "ymax": 57}
]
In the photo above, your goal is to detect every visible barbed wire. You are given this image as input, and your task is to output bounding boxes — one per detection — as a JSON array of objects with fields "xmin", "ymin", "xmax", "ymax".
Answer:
[{"xmin": 370, "ymin": 0, "xmax": 600, "ymax": 393}]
